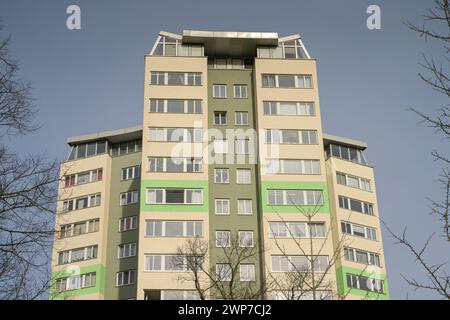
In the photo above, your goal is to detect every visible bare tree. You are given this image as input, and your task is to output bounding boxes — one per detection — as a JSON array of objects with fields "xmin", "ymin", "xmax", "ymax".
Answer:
[
  {"xmin": 386, "ymin": 0, "xmax": 450, "ymax": 299},
  {"xmin": 0, "ymin": 23, "xmax": 60, "ymax": 300},
  {"xmin": 175, "ymin": 235, "xmax": 268, "ymax": 300},
  {"xmin": 266, "ymin": 195, "xmax": 344, "ymax": 300}
]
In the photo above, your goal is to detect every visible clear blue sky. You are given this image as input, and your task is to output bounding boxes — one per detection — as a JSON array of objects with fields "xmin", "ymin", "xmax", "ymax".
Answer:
[{"xmin": 0, "ymin": 0, "xmax": 448, "ymax": 299}]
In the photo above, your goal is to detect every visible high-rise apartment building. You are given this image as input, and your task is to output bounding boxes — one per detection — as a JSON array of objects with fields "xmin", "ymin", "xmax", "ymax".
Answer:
[{"xmin": 50, "ymin": 30, "xmax": 389, "ymax": 300}]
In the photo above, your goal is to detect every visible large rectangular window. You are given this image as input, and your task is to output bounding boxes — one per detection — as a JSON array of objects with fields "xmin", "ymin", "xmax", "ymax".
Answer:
[
  {"xmin": 116, "ymin": 270, "xmax": 136, "ymax": 286},
  {"xmin": 238, "ymin": 231, "xmax": 254, "ymax": 247},
  {"xmin": 60, "ymin": 218, "xmax": 99, "ymax": 238},
  {"xmin": 338, "ymin": 195, "xmax": 374, "ymax": 215},
  {"xmin": 150, "ymin": 72, "xmax": 202, "ymax": 86},
  {"xmin": 266, "ymin": 159, "xmax": 320, "ymax": 175},
  {"xmin": 214, "ymin": 111, "xmax": 227, "ymax": 125},
  {"xmin": 117, "ymin": 243, "xmax": 137, "ymax": 259},
  {"xmin": 146, "ymin": 189, "xmax": 203, "ymax": 204},
  {"xmin": 271, "ymin": 255, "xmax": 329, "ymax": 272},
  {"xmin": 149, "ymin": 99, "xmax": 202, "ymax": 114},
  {"xmin": 327, "ymin": 144, "xmax": 367, "ymax": 165},
  {"xmin": 216, "ymin": 230, "xmax": 231, "ymax": 247},
  {"xmin": 265, "ymin": 129, "xmax": 317, "ymax": 145},
  {"xmin": 214, "ymin": 168, "xmax": 229, "ymax": 184},
  {"xmin": 240, "ymin": 264, "xmax": 255, "ymax": 282},
  {"xmin": 269, "ymin": 222, "xmax": 325, "ymax": 238},
  {"xmin": 119, "ymin": 216, "xmax": 138, "ymax": 232},
  {"xmin": 55, "ymin": 272, "xmax": 96, "ymax": 292},
  {"xmin": 262, "ymin": 74, "xmax": 313, "ymax": 88},
  {"xmin": 235, "ymin": 111, "xmax": 249, "ymax": 125},
  {"xmin": 344, "ymin": 247, "xmax": 381, "ymax": 267},
  {"xmin": 111, "ymin": 140, "xmax": 142, "ymax": 157},
  {"xmin": 336, "ymin": 172, "xmax": 371, "ymax": 192},
  {"xmin": 341, "ymin": 221, "xmax": 377, "ymax": 240},
  {"xmin": 235, "ymin": 139, "xmax": 250, "ymax": 155},
  {"xmin": 346, "ymin": 274, "xmax": 384, "ymax": 294},
  {"xmin": 263, "ymin": 101, "xmax": 315, "ymax": 116},
  {"xmin": 148, "ymin": 127, "xmax": 202, "ymax": 143},
  {"xmin": 148, "ymin": 157, "xmax": 202, "ymax": 173},
  {"xmin": 121, "ymin": 165, "xmax": 140, "ymax": 180},
  {"xmin": 62, "ymin": 193, "xmax": 101, "ymax": 213},
  {"xmin": 120, "ymin": 191, "xmax": 139, "ymax": 206},
  {"xmin": 68, "ymin": 141, "xmax": 107, "ymax": 161},
  {"xmin": 64, "ymin": 168, "xmax": 103, "ymax": 187},
  {"xmin": 146, "ymin": 220, "xmax": 203, "ymax": 238},
  {"xmin": 213, "ymin": 140, "xmax": 228, "ymax": 154},
  {"xmin": 58, "ymin": 245, "xmax": 98, "ymax": 265},
  {"xmin": 144, "ymin": 255, "xmax": 201, "ymax": 272},
  {"xmin": 237, "ymin": 199, "xmax": 253, "ymax": 215},
  {"xmin": 267, "ymin": 189, "xmax": 324, "ymax": 206}
]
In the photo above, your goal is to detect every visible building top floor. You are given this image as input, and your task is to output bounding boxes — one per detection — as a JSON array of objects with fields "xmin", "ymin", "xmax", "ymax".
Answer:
[{"xmin": 148, "ymin": 30, "xmax": 312, "ymax": 60}]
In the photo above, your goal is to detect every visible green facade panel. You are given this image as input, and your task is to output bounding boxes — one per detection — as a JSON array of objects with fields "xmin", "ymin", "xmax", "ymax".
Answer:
[
  {"xmin": 335, "ymin": 266, "xmax": 389, "ymax": 300},
  {"xmin": 50, "ymin": 264, "xmax": 106, "ymax": 300}
]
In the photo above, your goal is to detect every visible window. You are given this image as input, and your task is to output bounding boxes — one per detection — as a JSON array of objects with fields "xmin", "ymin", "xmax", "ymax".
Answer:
[
  {"xmin": 58, "ymin": 245, "xmax": 98, "ymax": 265},
  {"xmin": 272, "ymin": 290, "xmax": 331, "ymax": 300},
  {"xmin": 216, "ymin": 231, "xmax": 231, "ymax": 247},
  {"xmin": 151, "ymin": 99, "xmax": 203, "ymax": 114},
  {"xmin": 240, "ymin": 264, "xmax": 255, "ymax": 282},
  {"xmin": 118, "ymin": 243, "xmax": 137, "ymax": 259},
  {"xmin": 214, "ymin": 111, "xmax": 227, "ymax": 125},
  {"xmin": 267, "ymin": 189, "xmax": 324, "ymax": 206},
  {"xmin": 344, "ymin": 247, "xmax": 381, "ymax": 267},
  {"xmin": 214, "ymin": 168, "xmax": 229, "ymax": 184},
  {"xmin": 146, "ymin": 189, "xmax": 203, "ymax": 204},
  {"xmin": 110, "ymin": 140, "xmax": 141, "ymax": 157},
  {"xmin": 151, "ymin": 36, "xmax": 204, "ymax": 57},
  {"xmin": 346, "ymin": 274, "xmax": 384, "ymax": 294},
  {"xmin": 341, "ymin": 221, "xmax": 377, "ymax": 240},
  {"xmin": 257, "ymin": 40, "xmax": 309, "ymax": 59},
  {"xmin": 149, "ymin": 127, "xmax": 202, "ymax": 143},
  {"xmin": 150, "ymin": 72, "xmax": 202, "ymax": 86},
  {"xmin": 213, "ymin": 84, "xmax": 227, "ymax": 98},
  {"xmin": 266, "ymin": 159, "xmax": 320, "ymax": 175},
  {"xmin": 269, "ymin": 222, "xmax": 325, "ymax": 238},
  {"xmin": 216, "ymin": 264, "xmax": 232, "ymax": 281},
  {"xmin": 336, "ymin": 172, "xmax": 371, "ymax": 192},
  {"xmin": 144, "ymin": 255, "xmax": 201, "ymax": 272},
  {"xmin": 146, "ymin": 220, "xmax": 203, "ymax": 237},
  {"xmin": 64, "ymin": 168, "xmax": 103, "ymax": 187},
  {"xmin": 161, "ymin": 290, "xmax": 201, "ymax": 300},
  {"xmin": 62, "ymin": 193, "xmax": 101, "ymax": 212},
  {"xmin": 116, "ymin": 270, "xmax": 136, "ymax": 286},
  {"xmin": 235, "ymin": 111, "xmax": 249, "ymax": 125},
  {"xmin": 271, "ymin": 255, "xmax": 328, "ymax": 272},
  {"xmin": 235, "ymin": 139, "xmax": 249, "ymax": 154},
  {"xmin": 231, "ymin": 170, "xmax": 250, "ymax": 187},
  {"xmin": 262, "ymin": 74, "xmax": 313, "ymax": 88},
  {"xmin": 327, "ymin": 144, "xmax": 367, "ymax": 165},
  {"xmin": 265, "ymin": 129, "xmax": 317, "ymax": 145},
  {"xmin": 121, "ymin": 165, "xmax": 140, "ymax": 180},
  {"xmin": 120, "ymin": 191, "xmax": 139, "ymax": 206},
  {"xmin": 148, "ymin": 157, "xmax": 202, "ymax": 173},
  {"xmin": 67, "ymin": 141, "xmax": 107, "ymax": 161},
  {"xmin": 234, "ymin": 85, "xmax": 248, "ymax": 98},
  {"xmin": 238, "ymin": 231, "xmax": 254, "ymax": 247},
  {"xmin": 60, "ymin": 219, "xmax": 99, "ymax": 238},
  {"xmin": 214, "ymin": 140, "xmax": 228, "ymax": 154},
  {"xmin": 263, "ymin": 101, "xmax": 315, "ymax": 116},
  {"xmin": 237, "ymin": 199, "xmax": 252, "ymax": 215},
  {"xmin": 215, "ymin": 199, "xmax": 229, "ymax": 215},
  {"xmin": 338, "ymin": 196, "xmax": 374, "ymax": 215},
  {"xmin": 119, "ymin": 216, "xmax": 138, "ymax": 232},
  {"xmin": 55, "ymin": 272, "xmax": 96, "ymax": 292}
]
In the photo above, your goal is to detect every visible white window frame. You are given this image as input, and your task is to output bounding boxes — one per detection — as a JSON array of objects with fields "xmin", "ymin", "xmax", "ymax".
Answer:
[
  {"xmin": 120, "ymin": 191, "xmax": 139, "ymax": 206},
  {"xmin": 146, "ymin": 188, "xmax": 203, "ymax": 205},
  {"xmin": 119, "ymin": 216, "xmax": 138, "ymax": 232},
  {"xmin": 215, "ymin": 230, "xmax": 231, "ymax": 247},
  {"xmin": 233, "ymin": 85, "xmax": 248, "ymax": 98},
  {"xmin": 235, "ymin": 111, "xmax": 249, "ymax": 125},
  {"xmin": 116, "ymin": 270, "xmax": 136, "ymax": 286},
  {"xmin": 117, "ymin": 243, "xmax": 137, "ymax": 259},
  {"xmin": 237, "ymin": 199, "xmax": 253, "ymax": 215},
  {"xmin": 214, "ymin": 168, "xmax": 229, "ymax": 184},
  {"xmin": 238, "ymin": 231, "xmax": 254, "ymax": 247},
  {"xmin": 215, "ymin": 199, "xmax": 230, "ymax": 215},
  {"xmin": 213, "ymin": 84, "xmax": 227, "ymax": 98},
  {"xmin": 239, "ymin": 264, "xmax": 255, "ymax": 282}
]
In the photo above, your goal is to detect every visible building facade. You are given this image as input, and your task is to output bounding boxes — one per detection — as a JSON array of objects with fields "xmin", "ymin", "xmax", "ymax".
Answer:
[{"xmin": 50, "ymin": 30, "xmax": 389, "ymax": 300}]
